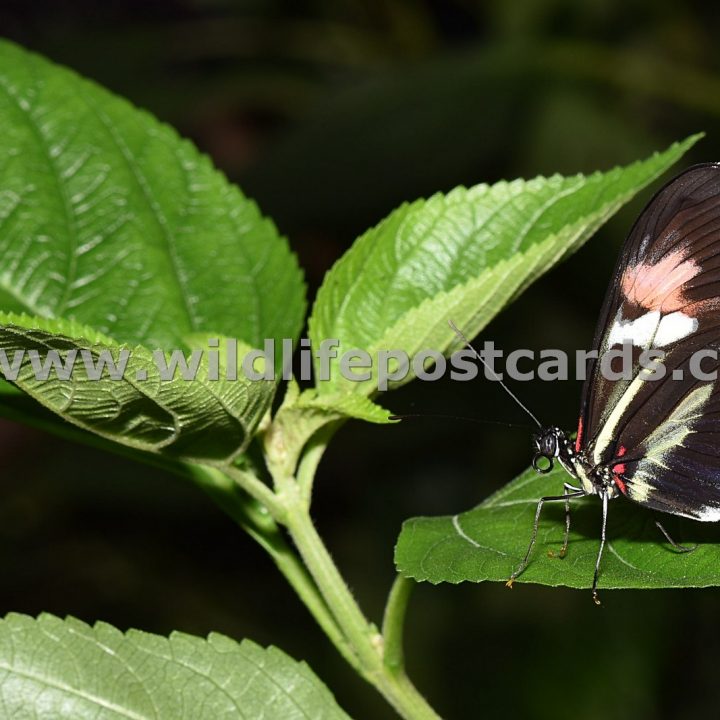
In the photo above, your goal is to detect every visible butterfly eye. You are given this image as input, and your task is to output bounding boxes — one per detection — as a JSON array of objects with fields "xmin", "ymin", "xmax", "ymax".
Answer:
[
  {"xmin": 532, "ymin": 453, "xmax": 554, "ymax": 473},
  {"xmin": 534, "ymin": 428, "xmax": 559, "ymax": 458}
]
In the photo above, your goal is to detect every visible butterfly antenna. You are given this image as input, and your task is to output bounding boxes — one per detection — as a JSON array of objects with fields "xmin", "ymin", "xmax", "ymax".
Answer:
[
  {"xmin": 389, "ymin": 413, "xmax": 532, "ymax": 429},
  {"xmin": 448, "ymin": 320, "xmax": 543, "ymax": 428}
]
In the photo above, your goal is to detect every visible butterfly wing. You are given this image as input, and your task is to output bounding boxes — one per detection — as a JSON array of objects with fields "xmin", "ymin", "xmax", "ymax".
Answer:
[{"xmin": 577, "ymin": 163, "xmax": 720, "ymax": 520}]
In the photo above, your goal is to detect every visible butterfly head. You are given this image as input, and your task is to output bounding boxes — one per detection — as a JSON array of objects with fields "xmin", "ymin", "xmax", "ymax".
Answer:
[{"xmin": 532, "ymin": 426, "xmax": 566, "ymax": 474}]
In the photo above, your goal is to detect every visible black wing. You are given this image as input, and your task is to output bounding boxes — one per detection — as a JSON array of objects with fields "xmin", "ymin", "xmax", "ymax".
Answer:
[{"xmin": 577, "ymin": 164, "xmax": 720, "ymax": 520}]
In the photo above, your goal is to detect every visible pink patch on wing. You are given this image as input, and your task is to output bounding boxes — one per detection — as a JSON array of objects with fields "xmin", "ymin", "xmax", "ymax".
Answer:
[
  {"xmin": 613, "ymin": 474, "xmax": 627, "ymax": 494},
  {"xmin": 612, "ymin": 444, "xmax": 627, "ymax": 494},
  {"xmin": 621, "ymin": 251, "xmax": 700, "ymax": 313},
  {"xmin": 575, "ymin": 417, "xmax": 584, "ymax": 453}
]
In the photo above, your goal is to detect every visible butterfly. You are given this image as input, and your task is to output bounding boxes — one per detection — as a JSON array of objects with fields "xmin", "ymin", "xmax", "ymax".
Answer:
[{"xmin": 455, "ymin": 164, "xmax": 720, "ymax": 603}]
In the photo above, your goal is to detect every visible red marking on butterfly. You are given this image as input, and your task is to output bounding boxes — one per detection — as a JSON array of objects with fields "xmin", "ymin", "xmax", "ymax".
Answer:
[
  {"xmin": 613, "ymin": 475, "xmax": 627, "ymax": 494},
  {"xmin": 612, "ymin": 445, "xmax": 628, "ymax": 494},
  {"xmin": 575, "ymin": 417, "xmax": 584, "ymax": 453}
]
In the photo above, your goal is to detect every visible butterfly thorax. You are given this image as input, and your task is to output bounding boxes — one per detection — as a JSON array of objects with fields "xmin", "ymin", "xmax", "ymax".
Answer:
[
  {"xmin": 567, "ymin": 449, "xmax": 621, "ymax": 498},
  {"xmin": 533, "ymin": 426, "xmax": 620, "ymax": 499}
]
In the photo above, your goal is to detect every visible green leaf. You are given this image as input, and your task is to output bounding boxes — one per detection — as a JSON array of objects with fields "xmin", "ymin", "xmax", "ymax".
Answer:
[
  {"xmin": 0, "ymin": 39, "xmax": 305, "ymax": 351},
  {"xmin": 0, "ymin": 613, "xmax": 351, "ymax": 720},
  {"xmin": 0, "ymin": 312, "xmax": 274, "ymax": 462},
  {"xmin": 309, "ymin": 135, "xmax": 701, "ymax": 395},
  {"xmin": 286, "ymin": 384, "xmax": 394, "ymax": 425},
  {"xmin": 395, "ymin": 465, "xmax": 720, "ymax": 590}
]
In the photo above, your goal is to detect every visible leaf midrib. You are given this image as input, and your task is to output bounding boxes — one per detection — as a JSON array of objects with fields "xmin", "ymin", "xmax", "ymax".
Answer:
[
  {"xmin": 0, "ymin": 659, "xmax": 151, "ymax": 720},
  {"xmin": 0, "ymin": 65, "xmax": 79, "ymax": 316},
  {"xmin": 74, "ymin": 82, "xmax": 199, "ymax": 333}
]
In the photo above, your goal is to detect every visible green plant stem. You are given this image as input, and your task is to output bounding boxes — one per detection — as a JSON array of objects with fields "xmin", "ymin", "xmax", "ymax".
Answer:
[
  {"xmin": 190, "ymin": 464, "xmax": 362, "ymax": 674},
  {"xmin": 221, "ymin": 463, "xmax": 287, "ymax": 520},
  {"xmin": 283, "ymin": 494, "xmax": 441, "ymax": 720},
  {"xmin": 296, "ymin": 422, "xmax": 337, "ymax": 502},
  {"xmin": 284, "ymin": 497, "xmax": 379, "ymax": 668},
  {"xmin": 382, "ymin": 574, "xmax": 414, "ymax": 674},
  {"xmin": 257, "ymin": 528, "xmax": 363, "ymax": 673}
]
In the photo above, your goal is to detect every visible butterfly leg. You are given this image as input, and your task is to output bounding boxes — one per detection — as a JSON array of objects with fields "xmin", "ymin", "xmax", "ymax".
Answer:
[
  {"xmin": 506, "ymin": 489, "xmax": 586, "ymax": 588},
  {"xmin": 591, "ymin": 490, "xmax": 609, "ymax": 605},
  {"xmin": 654, "ymin": 519, "xmax": 698, "ymax": 553},
  {"xmin": 548, "ymin": 483, "xmax": 583, "ymax": 559}
]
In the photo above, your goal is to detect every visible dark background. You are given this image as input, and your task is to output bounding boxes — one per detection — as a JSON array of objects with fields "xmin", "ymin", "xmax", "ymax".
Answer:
[{"xmin": 2, "ymin": 2, "xmax": 720, "ymax": 718}]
